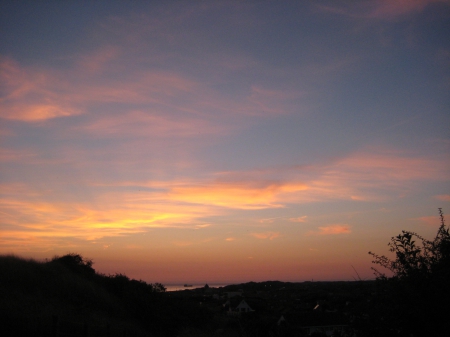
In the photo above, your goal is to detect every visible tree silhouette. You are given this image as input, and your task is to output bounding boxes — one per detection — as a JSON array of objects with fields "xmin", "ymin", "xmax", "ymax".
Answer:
[
  {"xmin": 51, "ymin": 253, "xmax": 95, "ymax": 275},
  {"xmin": 367, "ymin": 208, "xmax": 449, "ymax": 336}
]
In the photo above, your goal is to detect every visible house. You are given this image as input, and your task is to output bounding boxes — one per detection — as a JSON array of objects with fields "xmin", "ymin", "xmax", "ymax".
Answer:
[
  {"xmin": 235, "ymin": 299, "xmax": 254, "ymax": 313},
  {"xmin": 225, "ymin": 299, "xmax": 255, "ymax": 316}
]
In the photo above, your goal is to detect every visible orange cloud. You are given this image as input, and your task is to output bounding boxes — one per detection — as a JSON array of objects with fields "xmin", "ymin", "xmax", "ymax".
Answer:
[
  {"xmin": 195, "ymin": 224, "xmax": 211, "ymax": 229},
  {"xmin": 250, "ymin": 232, "xmax": 280, "ymax": 240},
  {"xmin": 308, "ymin": 224, "xmax": 351, "ymax": 236},
  {"xmin": 172, "ymin": 241, "xmax": 194, "ymax": 247},
  {"xmin": 1, "ymin": 145, "xmax": 446, "ymax": 250},
  {"xmin": 0, "ymin": 182, "xmax": 223, "ymax": 249},
  {"xmin": 168, "ymin": 180, "xmax": 307, "ymax": 209}
]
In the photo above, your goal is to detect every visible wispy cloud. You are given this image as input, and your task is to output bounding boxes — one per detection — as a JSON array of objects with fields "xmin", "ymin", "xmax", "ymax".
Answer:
[
  {"xmin": 308, "ymin": 224, "xmax": 351, "ymax": 236},
  {"xmin": 195, "ymin": 224, "xmax": 211, "ymax": 229},
  {"xmin": 435, "ymin": 194, "xmax": 450, "ymax": 202},
  {"xmin": 0, "ymin": 58, "xmax": 82, "ymax": 121},
  {"xmin": 289, "ymin": 216, "xmax": 308, "ymax": 223},
  {"xmin": 317, "ymin": 0, "xmax": 448, "ymax": 19},
  {"xmin": 1, "ymin": 145, "xmax": 446, "ymax": 249},
  {"xmin": 416, "ymin": 216, "xmax": 440, "ymax": 226},
  {"xmin": 370, "ymin": 0, "xmax": 447, "ymax": 18},
  {"xmin": 250, "ymin": 232, "xmax": 280, "ymax": 240},
  {"xmin": 167, "ymin": 180, "xmax": 307, "ymax": 209}
]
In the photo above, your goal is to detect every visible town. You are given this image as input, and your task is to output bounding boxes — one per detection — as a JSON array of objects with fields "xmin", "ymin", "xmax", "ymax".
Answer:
[{"xmin": 165, "ymin": 280, "xmax": 375, "ymax": 336}]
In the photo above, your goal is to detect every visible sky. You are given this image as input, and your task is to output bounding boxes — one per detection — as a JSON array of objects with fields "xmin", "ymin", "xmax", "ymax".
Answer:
[{"xmin": 1, "ymin": 0, "xmax": 449, "ymax": 284}]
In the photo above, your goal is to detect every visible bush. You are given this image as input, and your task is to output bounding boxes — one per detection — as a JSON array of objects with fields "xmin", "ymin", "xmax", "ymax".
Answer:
[{"xmin": 367, "ymin": 208, "xmax": 449, "ymax": 336}]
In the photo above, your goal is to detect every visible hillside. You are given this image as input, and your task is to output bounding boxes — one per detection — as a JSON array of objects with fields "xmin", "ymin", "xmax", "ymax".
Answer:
[{"xmin": 0, "ymin": 254, "xmax": 210, "ymax": 337}]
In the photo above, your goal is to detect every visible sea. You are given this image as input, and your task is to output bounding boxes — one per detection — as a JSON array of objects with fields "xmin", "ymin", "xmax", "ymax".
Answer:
[{"xmin": 164, "ymin": 284, "xmax": 230, "ymax": 292}]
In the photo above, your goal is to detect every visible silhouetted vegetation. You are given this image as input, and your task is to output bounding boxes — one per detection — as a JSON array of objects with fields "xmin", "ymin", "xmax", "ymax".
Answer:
[
  {"xmin": 364, "ymin": 208, "xmax": 449, "ymax": 336},
  {"xmin": 0, "ymin": 253, "xmax": 209, "ymax": 337}
]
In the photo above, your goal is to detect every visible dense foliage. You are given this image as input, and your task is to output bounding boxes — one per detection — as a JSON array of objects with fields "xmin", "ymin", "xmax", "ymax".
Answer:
[{"xmin": 366, "ymin": 209, "xmax": 449, "ymax": 336}]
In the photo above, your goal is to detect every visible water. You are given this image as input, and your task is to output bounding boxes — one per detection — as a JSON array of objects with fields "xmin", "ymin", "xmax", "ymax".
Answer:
[{"xmin": 164, "ymin": 284, "xmax": 229, "ymax": 292}]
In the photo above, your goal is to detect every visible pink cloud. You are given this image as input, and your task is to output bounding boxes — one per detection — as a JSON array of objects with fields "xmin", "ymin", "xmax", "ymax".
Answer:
[
  {"xmin": 77, "ymin": 45, "xmax": 120, "ymax": 73},
  {"xmin": 0, "ymin": 58, "xmax": 83, "ymax": 121},
  {"xmin": 370, "ymin": 0, "xmax": 447, "ymax": 18},
  {"xmin": 317, "ymin": 0, "xmax": 448, "ymax": 19},
  {"xmin": 289, "ymin": 216, "xmax": 308, "ymax": 223},
  {"xmin": 308, "ymin": 224, "xmax": 351, "ymax": 236},
  {"xmin": 416, "ymin": 216, "xmax": 440, "ymax": 226},
  {"xmin": 435, "ymin": 194, "xmax": 450, "ymax": 202},
  {"xmin": 82, "ymin": 110, "xmax": 223, "ymax": 139}
]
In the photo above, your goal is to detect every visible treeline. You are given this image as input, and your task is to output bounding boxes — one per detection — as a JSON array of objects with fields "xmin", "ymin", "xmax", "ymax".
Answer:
[{"xmin": 0, "ymin": 253, "xmax": 211, "ymax": 337}]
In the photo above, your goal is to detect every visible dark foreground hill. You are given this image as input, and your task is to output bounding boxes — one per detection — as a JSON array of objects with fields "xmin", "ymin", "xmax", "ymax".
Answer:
[{"xmin": 0, "ymin": 254, "xmax": 211, "ymax": 337}]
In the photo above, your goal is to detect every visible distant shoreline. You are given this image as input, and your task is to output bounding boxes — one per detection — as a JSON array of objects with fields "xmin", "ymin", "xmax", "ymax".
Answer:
[{"xmin": 165, "ymin": 284, "xmax": 229, "ymax": 292}]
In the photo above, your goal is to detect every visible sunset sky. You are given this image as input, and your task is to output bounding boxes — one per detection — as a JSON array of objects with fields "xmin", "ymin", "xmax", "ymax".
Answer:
[{"xmin": 1, "ymin": 0, "xmax": 449, "ymax": 284}]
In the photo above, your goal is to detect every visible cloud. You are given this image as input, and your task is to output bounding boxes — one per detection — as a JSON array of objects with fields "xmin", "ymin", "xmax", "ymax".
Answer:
[
  {"xmin": 435, "ymin": 194, "xmax": 450, "ymax": 202},
  {"xmin": 172, "ymin": 241, "xmax": 194, "ymax": 247},
  {"xmin": 76, "ymin": 45, "xmax": 120, "ymax": 73},
  {"xmin": 370, "ymin": 0, "xmax": 447, "ymax": 18},
  {"xmin": 1, "ymin": 145, "xmax": 446, "ymax": 249},
  {"xmin": 308, "ymin": 224, "xmax": 351, "ymax": 236},
  {"xmin": 225, "ymin": 237, "xmax": 236, "ymax": 241},
  {"xmin": 0, "ymin": 58, "xmax": 83, "ymax": 121},
  {"xmin": 0, "ymin": 149, "xmax": 36, "ymax": 162},
  {"xmin": 0, "ymin": 182, "xmax": 220, "ymax": 248},
  {"xmin": 250, "ymin": 232, "xmax": 280, "ymax": 240},
  {"xmin": 289, "ymin": 216, "xmax": 308, "ymax": 223},
  {"xmin": 195, "ymin": 224, "xmax": 211, "ymax": 229},
  {"xmin": 416, "ymin": 216, "xmax": 440, "ymax": 226},
  {"xmin": 168, "ymin": 180, "xmax": 308, "ymax": 209},
  {"xmin": 81, "ymin": 110, "xmax": 223, "ymax": 139},
  {"xmin": 317, "ymin": 0, "xmax": 448, "ymax": 19},
  {"xmin": 300, "ymin": 148, "xmax": 448, "ymax": 202}
]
